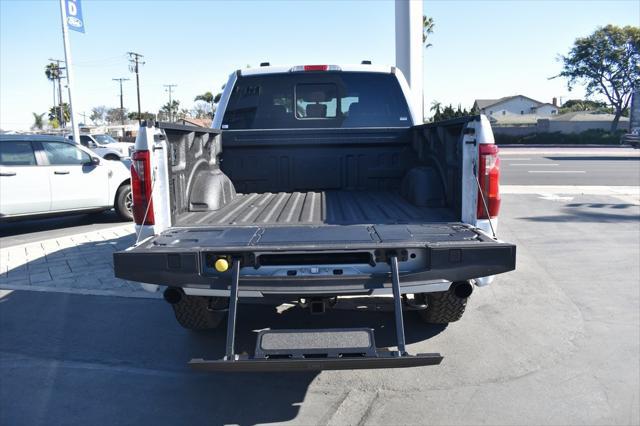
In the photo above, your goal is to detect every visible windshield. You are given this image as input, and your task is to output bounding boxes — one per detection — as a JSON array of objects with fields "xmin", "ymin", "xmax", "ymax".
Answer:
[
  {"xmin": 93, "ymin": 134, "xmax": 118, "ymax": 144},
  {"xmin": 221, "ymin": 72, "xmax": 412, "ymax": 129}
]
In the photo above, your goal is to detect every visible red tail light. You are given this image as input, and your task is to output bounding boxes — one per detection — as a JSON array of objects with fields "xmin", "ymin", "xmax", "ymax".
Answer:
[
  {"xmin": 131, "ymin": 150, "xmax": 155, "ymax": 225},
  {"xmin": 477, "ymin": 144, "xmax": 501, "ymax": 219},
  {"xmin": 303, "ymin": 65, "xmax": 329, "ymax": 71}
]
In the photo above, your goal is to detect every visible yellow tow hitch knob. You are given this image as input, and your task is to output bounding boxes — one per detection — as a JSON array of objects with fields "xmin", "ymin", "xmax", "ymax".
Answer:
[{"xmin": 214, "ymin": 258, "xmax": 230, "ymax": 272}]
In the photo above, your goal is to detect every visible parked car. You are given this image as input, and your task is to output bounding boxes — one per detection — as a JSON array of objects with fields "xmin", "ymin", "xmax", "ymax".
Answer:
[
  {"xmin": 114, "ymin": 64, "xmax": 516, "ymax": 371},
  {"xmin": 0, "ymin": 135, "xmax": 132, "ymax": 221},
  {"xmin": 67, "ymin": 133, "xmax": 134, "ymax": 161}
]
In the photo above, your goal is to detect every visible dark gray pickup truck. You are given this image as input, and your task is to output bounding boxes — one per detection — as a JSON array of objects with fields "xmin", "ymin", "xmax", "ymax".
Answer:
[{"xmin": 114, "ymin": 64, "xmax": 516, "ymax": 371}]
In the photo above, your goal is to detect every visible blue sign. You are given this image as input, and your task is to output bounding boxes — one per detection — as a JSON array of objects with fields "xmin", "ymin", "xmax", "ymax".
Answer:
[{"xmin": 65, "ymin": 0, "xmax": 85, "ymax": 33}]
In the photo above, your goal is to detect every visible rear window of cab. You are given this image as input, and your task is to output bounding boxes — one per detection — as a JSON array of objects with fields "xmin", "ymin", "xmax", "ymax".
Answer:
[{"xmin": 221, "ymin": 72, "xmax": 412, "ymax": 129}]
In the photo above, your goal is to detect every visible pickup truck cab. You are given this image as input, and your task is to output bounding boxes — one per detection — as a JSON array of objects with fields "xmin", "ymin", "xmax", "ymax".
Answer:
[
  {"xmin": 114, "ymin": 64, "xmax": 516, "ymax": 371},
  {"xmin": 67, "ymin": 133, "xmax": 134, "ymax": 161}
]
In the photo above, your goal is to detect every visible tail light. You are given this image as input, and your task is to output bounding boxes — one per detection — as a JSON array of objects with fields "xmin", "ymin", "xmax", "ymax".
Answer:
[
  {"xmin": 477, "ymin": 144, "xmax": 501, "ymax": 219},
  {"xmin": 131, "ymin": 150, "xmax": 155, "ymax": 225},
  {"xmin": 289, "ymin": 65, "xmax": 341, "ymax": 72}
]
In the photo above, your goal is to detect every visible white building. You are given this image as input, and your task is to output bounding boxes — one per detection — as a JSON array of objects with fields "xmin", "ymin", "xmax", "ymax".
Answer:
[{"xmin": 473, "ymin": 95, "xmax": 559, "ymax": 119}]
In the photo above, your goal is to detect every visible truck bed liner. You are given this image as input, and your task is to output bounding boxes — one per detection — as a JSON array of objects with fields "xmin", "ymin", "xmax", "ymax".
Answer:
[{"xmin": 174, "ymin": 190, "xmax": 456, "ymax": 227}]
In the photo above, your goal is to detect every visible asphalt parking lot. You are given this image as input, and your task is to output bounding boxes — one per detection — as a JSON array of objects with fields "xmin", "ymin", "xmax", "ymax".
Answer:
[{"xmin": 1, "ymin": 148, "xmax": 639, "ymax": 425}]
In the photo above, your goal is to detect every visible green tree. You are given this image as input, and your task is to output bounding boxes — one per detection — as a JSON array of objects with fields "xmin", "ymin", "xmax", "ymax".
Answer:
[
  {"xmin": 31, "ymin": 112, "xmax": 45, "ymax": 130},
  {"xmin": 90, "ymin": 106, "xmax": 108, "ymax": 125},
  {"xmin": 559, "ymin": 99, "xmax": 613, "ymax": 114},
  {"xmin": 555, "ymin": 25, "xmax": 640, "ymax": 131},
  {"xmin": 423, "ymin": 16, "xmax": 435, "ymax": 48},
  {"xmin": 106, "ymin": 107, "xmax": 128, "ymax": 124},
  {"xmin": 430, "ymin": 101, "xmax": 442, "ymax": 121},
  {"xmin": 48, "ymin": 103, "xmax": 70, "ymax": 125},
  {"xmin": 160, "ymin": 100, "xmax": 180, "ymax": 122},
  {"xmin": 45, "ymin": 63, "xmax": 63, "ymax": 124},
  {"xmin": 128, "ymin": 111, "xmax": 155, "ymax": 121},
  {"xmin": 194, "ymin": 91, "xmax": 215, "ymax": 118}
]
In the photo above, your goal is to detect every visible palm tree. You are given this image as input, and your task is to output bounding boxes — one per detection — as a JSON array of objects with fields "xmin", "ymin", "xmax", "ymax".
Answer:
[
  {"xmin": 49, "ymin": 103, "xmax": 70, "ymax": 125},
  {"xmin": 31, "ymin": 113, "xmax": 45, "ymax": 130},
  {"xmin": 423, "ymin": 16, "xmax": 435, "ymax": 48},
  {"xmin": 45, "ymin": 62, "xmax": 67, "ymax": 126}
]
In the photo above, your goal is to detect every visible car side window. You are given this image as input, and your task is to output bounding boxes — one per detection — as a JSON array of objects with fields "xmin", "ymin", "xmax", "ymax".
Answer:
[
  {"xmin": 79, "ymin": 136, "xmax": 92, "ymax": 147},
  {"xmin": 41, "ymin": 142, "xmax": 90, "ymax": 166},
  {"xmin": 0, "ymin": 141, "xmax": 36, "ymax": 166}
]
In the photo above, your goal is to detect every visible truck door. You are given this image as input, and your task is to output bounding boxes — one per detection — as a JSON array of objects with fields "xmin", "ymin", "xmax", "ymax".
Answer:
[
  {"xmin": 38, "ymin": 141, "xmax": 109, "ymax": 210},
  {"xmin": 0, "ymin": 140, "xmax": 51, "ymax": 216}
]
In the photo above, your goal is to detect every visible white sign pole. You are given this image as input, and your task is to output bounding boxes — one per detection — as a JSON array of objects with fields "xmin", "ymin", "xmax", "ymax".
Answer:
[
  {"xmin": 59, "ymin": 0, "xmax": 80, "ymax": 142},
  {"xmin": 395, "ymin": 0, "xmax": 424, "ymax": 122}
]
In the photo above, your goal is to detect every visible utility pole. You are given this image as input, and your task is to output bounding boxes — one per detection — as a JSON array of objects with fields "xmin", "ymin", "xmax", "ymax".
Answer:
[
  {"xmin": 163, "ymin": 84, "xmax": 177, "ymax": 122},
  {"xmin": 113, "ymin": 77, "xmax": 130, "ymax": 137},
  {"xmin": 48, "ymin": 58, "xmax": 66, "ymax": 128},
  {"xmin": 127, "ymin": 52, "xmax": 145, "ymax": 124}
]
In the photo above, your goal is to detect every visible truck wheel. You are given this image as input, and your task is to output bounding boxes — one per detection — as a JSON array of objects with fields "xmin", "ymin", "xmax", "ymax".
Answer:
[
  {"xmin": 417, "ymin": 282, "xmax": 471, "ymax": 324},
  {"xmin": 171, "ymin": 294, "xmax": 226, "ymax": 330},
  {"xmin": 114, "ymin": 184, "xmax": 133, "ymax": 221}
]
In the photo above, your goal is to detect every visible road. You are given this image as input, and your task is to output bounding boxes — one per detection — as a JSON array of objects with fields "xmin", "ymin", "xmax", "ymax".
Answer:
[
  {"xmin": 1, "ymin": 147, "xmax": 639, "ymax": 425},
  {"xmin": 500, "ymin": 147, "xmax": 640, "ymax": 185}
]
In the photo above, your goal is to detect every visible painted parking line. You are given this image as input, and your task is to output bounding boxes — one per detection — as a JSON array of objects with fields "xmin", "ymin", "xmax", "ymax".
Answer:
[
  {"xmin": 510, "ymin": 164, "xmax": 559, "ymax": 166},
  {"xmin": 527, "ymin": 170, "xmax": 586, "ymax": 173}
]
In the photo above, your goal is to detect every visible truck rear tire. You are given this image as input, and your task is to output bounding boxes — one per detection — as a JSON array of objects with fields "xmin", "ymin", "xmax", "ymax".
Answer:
[
  {"xmin": 418, "ymin": 286, "xmax": 468, "ymax": 324},
  {"xmin": 171, "ymin": 294, "xmax": 225, "ymax": 330}
]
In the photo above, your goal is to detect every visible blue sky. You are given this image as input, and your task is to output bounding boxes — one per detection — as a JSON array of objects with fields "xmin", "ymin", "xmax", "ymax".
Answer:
[{"xmin": 1, "ymin": 0, "xmax": 638, "ymax": 130}]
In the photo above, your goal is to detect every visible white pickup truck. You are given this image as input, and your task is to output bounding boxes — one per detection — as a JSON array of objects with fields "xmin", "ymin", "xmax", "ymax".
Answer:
[
  {"xmin": 114, "ymin": 63, "xmax": 516, "ymax": 371},
  {"xmin": 67, "ymin": 133, "xmax": 134, "ymax": 161}
]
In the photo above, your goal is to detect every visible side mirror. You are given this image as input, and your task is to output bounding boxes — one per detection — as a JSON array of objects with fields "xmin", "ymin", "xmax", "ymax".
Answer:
[
  {"xmin": 88, "ymin": 141, "xmax": 98, "ymax": 148},
  {"xmin": 87, "ymin": 156, "xmax": 100, "ymax": 166}
]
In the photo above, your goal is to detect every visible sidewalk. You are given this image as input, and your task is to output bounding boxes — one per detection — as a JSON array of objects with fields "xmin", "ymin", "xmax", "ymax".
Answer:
[{"xmin": 0, "ymin": 225, "xmax": 159, "ymax": 299}]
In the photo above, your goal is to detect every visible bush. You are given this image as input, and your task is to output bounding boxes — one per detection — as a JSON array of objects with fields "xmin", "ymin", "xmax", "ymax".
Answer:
[{"xmin": 495, "ymin": 130, "xmax": 625, "ymax": 145}]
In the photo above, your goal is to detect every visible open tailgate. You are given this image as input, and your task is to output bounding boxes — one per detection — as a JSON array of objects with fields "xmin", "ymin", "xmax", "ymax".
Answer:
[{"xmin": 114, "ymin": 223, "xmax": 515, "ymax": 291}]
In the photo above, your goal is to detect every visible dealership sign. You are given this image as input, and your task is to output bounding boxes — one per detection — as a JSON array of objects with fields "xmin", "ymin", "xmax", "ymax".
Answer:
[{"xmin": 65, "ymin": 0, "xmax": 85, "ymax": 33}]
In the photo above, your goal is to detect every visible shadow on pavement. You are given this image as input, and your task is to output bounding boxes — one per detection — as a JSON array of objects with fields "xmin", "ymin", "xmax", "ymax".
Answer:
[
  {"xmin": 521, "ymin": 202, "xmax": 640, "ymax": 223},
  {"xmin": 0, "ymin": 280, "xmax": 445, "ymax": 424},
  {"xmin": 0, "ymin": 210, "xmax": 129, "ymax": 239}
]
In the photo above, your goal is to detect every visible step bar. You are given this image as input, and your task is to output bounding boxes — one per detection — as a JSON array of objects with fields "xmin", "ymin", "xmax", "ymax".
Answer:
[{"xmin": 189, "ymin": 257, "xmax": 443, "ymax": 372}]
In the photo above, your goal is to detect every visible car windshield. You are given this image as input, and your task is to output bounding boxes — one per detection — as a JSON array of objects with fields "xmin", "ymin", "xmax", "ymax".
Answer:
[
  {"xmin": 220, "ymin": 71, "xmax": 412, "ymax": 129},
  {"xmin": 94, "ymin": 135, "xmax": 118, "ymax": 144}
]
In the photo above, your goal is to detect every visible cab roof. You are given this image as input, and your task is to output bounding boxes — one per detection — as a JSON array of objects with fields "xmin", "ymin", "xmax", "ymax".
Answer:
[
  {"xmin": 0, "ymin": 134, "xmax": 68, "ymax": 143},
  {"xmin": 240, "ymin": 63, "xmax": 395, "ymax": 76}
]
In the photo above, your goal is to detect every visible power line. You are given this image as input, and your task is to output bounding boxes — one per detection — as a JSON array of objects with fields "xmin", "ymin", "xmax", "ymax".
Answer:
[
  {"xmin": 163, "ymin": 84, "xmax": 177, "ymax": 122},
  {"xmin": 127, "ymin": 52, "xmax": 145, "ymax": 124}
]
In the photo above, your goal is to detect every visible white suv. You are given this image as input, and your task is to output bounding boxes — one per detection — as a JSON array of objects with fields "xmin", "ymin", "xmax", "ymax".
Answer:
[
  {"xmin": 67, "ymin": 133, "xmax": 134, "ymax": 161},
  {"xmin": 0, "ymin": 135, "xmax": 132, "ymax": 221}
]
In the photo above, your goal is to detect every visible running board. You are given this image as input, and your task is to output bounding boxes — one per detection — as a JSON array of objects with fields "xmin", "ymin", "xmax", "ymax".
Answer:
[
  {"xmin": 189, "ymin": 256, "xmax": 443, "ymax": 371},
  {"xmin": 189, "ymin": 353, "xmax": 443, "ymax": 372}
]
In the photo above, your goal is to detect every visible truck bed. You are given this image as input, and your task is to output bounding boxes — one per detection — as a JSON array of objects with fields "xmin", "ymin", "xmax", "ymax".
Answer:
[{"xmin": 174, "ymin": 190, "xmax": 456, "ymax": 227}]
